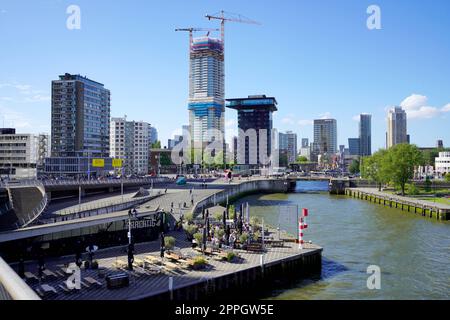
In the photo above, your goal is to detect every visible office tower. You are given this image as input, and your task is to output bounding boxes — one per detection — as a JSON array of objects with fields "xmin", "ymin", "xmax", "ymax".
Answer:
[
  {"xmin": 188, "ymin": 36, "xmax": 225, "ymax": 151},
  {"xmin": 148, "ymin": 126, "xmax": 158, "ymax": 145},
  {"xmin": 313, "ymin": 119, "xmax": 337, "ymax": 155},
  {"xmin": 279, "ymin": 131, "xmax": 298, "ymax": 164},
  {"xmin": 110, "ymin": 117, "xmax": 150, "ymax": 175},
  {"xmin": 386, "ymin": 106, "xmax": 408, "ymax": 148},
  {"xmin": 0, "ymin": 130, "xmax": 38, "ymax": 178},
  {"xmin": 301, "ymin": 138, "xmax": 309, "ymax": 148},
  {"xmin": 359, "ymin": 114, "xmax": 372, "ymax": 156},
  {"xmin": 348, "ymin": 138, "xmax": 361, "ymax": 156},
  {"xmin": 226, "ymin": 95, "xmax": 277, "ymax": 166},
  {"xmin": 51, "ymin": 73, "xmax": 110, "ymax": 158},
  {"xmin": 437, "ymin": 140, "xmax": 444, "ymax": 149}
]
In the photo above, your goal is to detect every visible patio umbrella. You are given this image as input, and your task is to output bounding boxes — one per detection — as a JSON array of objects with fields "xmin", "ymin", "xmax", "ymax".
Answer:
[
  {"xmin": 222, "ymin": 211, "xmax": 226, "ymax": 229},
  {"xmin": 160, "ymin": 232, "xmax": 165, "ymax": 258},
  {"xmin": 127, "ymin": 243, "xmax": 134, "ymax": 270},
  {"xmin": 202, "ymin": 226, "xmax": 207, "ymax": 252}
]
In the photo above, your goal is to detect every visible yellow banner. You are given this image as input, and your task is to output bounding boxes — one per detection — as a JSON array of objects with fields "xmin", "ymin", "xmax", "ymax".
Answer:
[
  {"xmin": 92, "ymin": 159, "xmax": 105, "ymax": 168},
  {"xmin": 112, "ymin": 158, "xmax": 123, "ymax": 168}
]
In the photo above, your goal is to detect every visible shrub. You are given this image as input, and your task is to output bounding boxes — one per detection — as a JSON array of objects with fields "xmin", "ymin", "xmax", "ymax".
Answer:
[
  {"xmin": 407, "ymin": 184, "xmax": 420, "ymax": 196},
  {"xmin": 184, "ymin": 224, "xmax": 198, "ymax": 236},
  {"xmin": 184, "ymin": 213, "xmax": 194, "ymax": 223},
  {"xmin": 214, "ymin": 212, "xmax": 223, "ymax": 221},
  {"xmin": 226, "ymin": 252, "xmax": 236, "ymax": 262},
  {"xmin": 445, "ymin": 174, "xmax": 450, "ymax": 182},
  {"xmin": 217, "ymin": 228, "xmax": 225, "ymax": 239},
  {"xmin": 193, "ymin": 232, "xmax": 203, "ymax": 245},
  {"xmin": 239, "ymin": 232, "xmax": 249, "ymax": 244},
  {"xmin": 164, "ymin": 236, "xmax": 176, "ymax": 251},
  {"xmin": 250, "ymin": 216, "xmax": 261, "ymax": 226},
  {"xmin": 253, "ymin": 231, "xmax": 261, "ymax": 242},
  {"xmin": 193, "ymin": 256, "xmax": 207, "ymax": 268},
  {"xmin": 424, "ymin": 177, "xmax": 432, "ymax": 192}
]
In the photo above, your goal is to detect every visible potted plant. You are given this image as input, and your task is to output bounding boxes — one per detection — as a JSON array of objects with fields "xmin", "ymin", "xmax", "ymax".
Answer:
[
  {"xmin": 164, "ymin": 236, "xmax": 176, "ymax": 253},
  {"xmin": 184, "ymin": 224, "xmax": 198, "ymax": 241},
  {"xmin": 226, "ymin": 251, "xmax": 237, "ymax": 263},
  {"xmin": 193, "ymin": 232, "xmax": 203, "ymax": 248},
  {"xmin": 192, "ymin": 256, "xmax": 208, "ymax": 270},
  {"xmin": 184, "ymin": 213, "xmax": 194, "ymax": 223},
  {"xmin": 239, "ymin": 232, "xmax": 249, "ymax": 249}
]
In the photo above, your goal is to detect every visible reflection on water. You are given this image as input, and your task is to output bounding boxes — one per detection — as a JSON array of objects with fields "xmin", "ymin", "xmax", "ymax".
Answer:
[{"xmin": 234, "ymin": 181, "xmax": 450, "ymax": 300}]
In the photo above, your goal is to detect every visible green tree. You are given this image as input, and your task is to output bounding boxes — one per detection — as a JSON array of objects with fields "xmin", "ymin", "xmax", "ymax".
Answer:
[
  {"xmin": 349, "ymin": 159, "xmax": 361, "ymax": 175},
  {"xmin": 296, "ymin": 156, "xmax": 308, "ymax": 163},
  {"xmin": 361, "ymin": 150, "xmax": 389, "ymax": 191},
  {"xmin": 384, "ymin": 144, "xmax": 423, "ymax": 196},
  {"xmin": 444, "ymin": 174, "xmax": 450, "ymax": 182},
  {"xmin": 151, "ymin": 140, "xmax": 161, "ymax": 149},
  {"xmin": 424, "ymin": 176, "xmax": 432, "ymax": 192}
]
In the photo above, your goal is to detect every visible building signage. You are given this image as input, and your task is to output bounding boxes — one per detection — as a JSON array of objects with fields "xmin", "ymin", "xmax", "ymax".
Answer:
[
  {"xmin": 112, "ymin": 158, "xmax": 123, "ymax": 168},
  {"xmin": 124, "ymin": 215, "xmax": 161, "ymax": 230},
  {"xmin": 92, "ymin": 159, "xmax": 105, "ymax": 167}
]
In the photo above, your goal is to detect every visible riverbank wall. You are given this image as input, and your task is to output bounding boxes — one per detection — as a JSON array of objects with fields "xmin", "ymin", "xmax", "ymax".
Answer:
[
  {"xmin": 193, "ymin": 179, "xmax": 289, "ymax": 214},
  {"xmin": 346, "ymin": 188, "xmax": 450, "ymax": 221}
]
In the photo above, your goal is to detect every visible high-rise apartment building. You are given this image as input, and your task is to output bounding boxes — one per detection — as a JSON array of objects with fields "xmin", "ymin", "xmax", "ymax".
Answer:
[
  {"xmin": 51, "ymin": 73, "xmax": 111, "ymax": 158},
  {"xmin": 313, "ymin": 119, "xmax": 337, "ymax": 155},
  {"xmin": 148, "ymin": 126, "xmax": 158, "ymax": 145},
  {"xmin": 386, "ymin": 106, "xmax": 408, "ymax": 149},
  {"xmin": 279, "ymin": 131, "xmax": 298, "ymax": 164},
  {"xmin": 110, "ymin": 117, "xmax": 149, "ymax": 175},
  {"xmin": 188, "ymin": 37, "xmax": 225, "ymax": 150},
  {"xmin": 359, "ymin": 114, "xmax": 372, "ymax": 156}
]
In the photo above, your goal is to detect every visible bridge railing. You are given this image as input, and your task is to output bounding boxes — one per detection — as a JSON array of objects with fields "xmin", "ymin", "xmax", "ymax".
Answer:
[
  {"xmin": 41, "ymin": 177, "xmax": 169, "ymax": 187},
  {"xmin": 0, "ymin": 257, "xmax": 40, "ymax": 300}
]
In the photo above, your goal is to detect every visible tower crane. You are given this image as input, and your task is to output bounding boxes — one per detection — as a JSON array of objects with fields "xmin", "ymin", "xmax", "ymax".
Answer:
[
  {"xmin": 175, "ymin": 27, "xmax": 220, "ymax": 49},
  {"xmin": 205, "ymin": 10, "xmax": 260, "ymax": 51}
]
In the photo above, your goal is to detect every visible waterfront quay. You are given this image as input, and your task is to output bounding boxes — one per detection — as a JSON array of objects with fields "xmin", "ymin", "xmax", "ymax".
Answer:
[
  {"xmin": 1, "ymin": 177, "xmax": 322, "ymax": 300},
  {"xmin": 10, "ymin": 230, "xmax": 321, "ymax": 300},
  {"xmin": 346, "ymin": 187, "xmax": 450, "ymax": 220}
]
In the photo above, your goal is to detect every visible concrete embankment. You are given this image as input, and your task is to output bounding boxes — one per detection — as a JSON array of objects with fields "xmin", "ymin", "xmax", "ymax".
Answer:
[
  {"xmin": 346, "ymin": 188, "xmax": 450, "ymax": 221},
  {"xmin": 193, "ymin": 179, "xmax": 289, "ymax": 214}
]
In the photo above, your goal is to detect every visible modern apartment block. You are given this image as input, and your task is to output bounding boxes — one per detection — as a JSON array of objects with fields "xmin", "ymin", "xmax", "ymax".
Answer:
[
  {"xmin": 279, "ymin": 131, "xmax": 298, "ymax": 164},
  {"xmin": 110, "ymin": 117, "xmax": 150, "ymax": 175},
  {"xmin": 359, "ymin": 114, "xmax": 372, "ymax": 156},
  {"xmin": 0, "ymin": 129, "xmax": 38, "ymax": 179},
  {"xmin": 435, "ymin": 152, "xmax": 450, "ymax": 176},
  {"xmin": 386, "ymin": 106, "xmax": 408, "ymax": 149},
  {"xmin": 226, "ymin": 95, "xmax": 277, "ymax": 167},
  {"xmin": 51, "ymin": 73, "xmax": 111, "ymax": 158},
  {"xmin": 313, "ymin": 119, "xmax": 337, "ymax": 155},
  {"xmin": 188, "ymin": 37, "xmax": 225, "ymax": 150}
]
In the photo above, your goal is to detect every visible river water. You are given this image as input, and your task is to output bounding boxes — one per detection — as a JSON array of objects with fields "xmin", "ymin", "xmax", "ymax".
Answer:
[{"xmin": 234, "ymin": 181, "xmax": 450, "ymax": 300}]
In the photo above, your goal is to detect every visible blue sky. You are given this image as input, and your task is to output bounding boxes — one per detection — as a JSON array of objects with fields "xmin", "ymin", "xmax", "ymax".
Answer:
[{"xmin": 0, "ymin": 0, "xmax": 449, "ymax": 151}]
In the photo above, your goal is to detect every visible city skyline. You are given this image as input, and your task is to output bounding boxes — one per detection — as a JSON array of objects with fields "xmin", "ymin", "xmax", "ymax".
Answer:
[{"xmin": 1, "ymin": 0, "xmax": 450, "ymax": 152}]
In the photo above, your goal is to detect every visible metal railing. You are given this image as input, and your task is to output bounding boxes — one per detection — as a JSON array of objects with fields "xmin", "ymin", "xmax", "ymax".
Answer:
[
  {"xmin": 37, "ymin": 191, "xmax": 163, "ymax": 224},
  {"xmin": 0, "ymin": 257, "xmax": 40, "ymax": 300}
]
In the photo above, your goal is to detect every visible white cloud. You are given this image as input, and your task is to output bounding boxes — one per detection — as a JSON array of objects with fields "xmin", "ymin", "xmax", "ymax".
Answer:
[
  {"xmin": 352, "ymin": 115, "xmax": 360, "ymax": 121},
  {"xmin": 24, "ymin": 94, "xmax": 51, "ymax": 103},
  {"xmin": 400, "ymin": 94, "xmax": 450, "ymax": 119},
  {"xmin": 0, "ymin": 105, "xmax": 32, "ymax": 129},
  {"xmin": 298, "ymin": 119, "xmax": 313, "ymax": 126},
  {"xmin": 0, "ymin": 9, "xmax": 6, "ymax": 14},
  {"xmin": 282, "ymin": 117, "xmax": 295, "ymax": 125},
  {"xmin": 319, "ymin": 112, "xmax": 332, "ymax": 119}
]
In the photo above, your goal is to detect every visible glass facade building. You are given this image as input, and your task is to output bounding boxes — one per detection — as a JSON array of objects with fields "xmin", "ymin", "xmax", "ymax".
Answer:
[
  {"xmin": 359, "ymin": 114, "xmax": 372, "ymax": 156},
  {"xmin": 313, "ymin": 119, "xmax": 337, "ymax": 155}
]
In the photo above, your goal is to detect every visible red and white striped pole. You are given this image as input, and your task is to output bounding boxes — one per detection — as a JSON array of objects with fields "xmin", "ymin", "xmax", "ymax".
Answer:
[{"xmin": 298, "ymin": 208, "xmax": 309, "ymax": 250}]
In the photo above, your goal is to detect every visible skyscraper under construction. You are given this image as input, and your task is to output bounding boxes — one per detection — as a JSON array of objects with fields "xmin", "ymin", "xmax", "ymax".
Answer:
[{"xmin": 188, "ymin": 36, "xmax": 225, "ymax": 153}]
